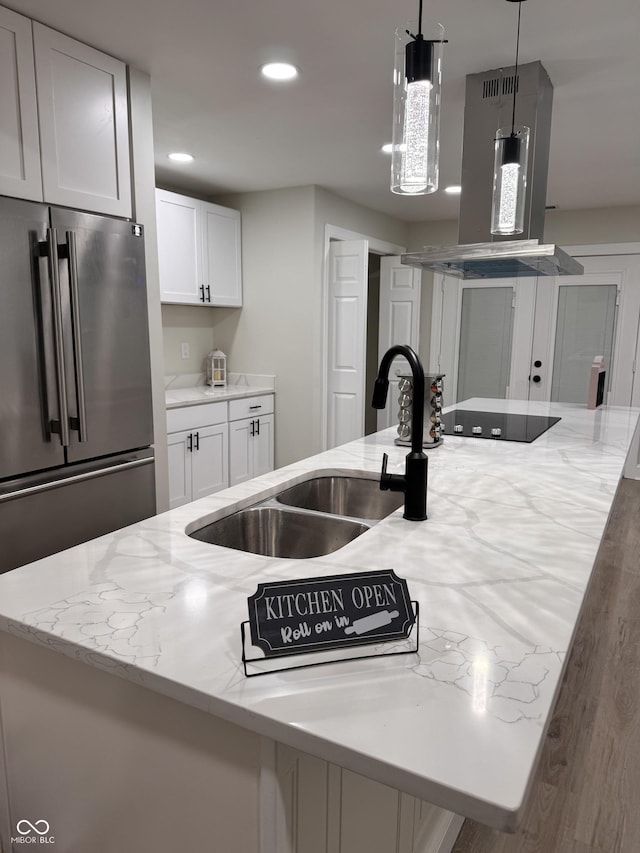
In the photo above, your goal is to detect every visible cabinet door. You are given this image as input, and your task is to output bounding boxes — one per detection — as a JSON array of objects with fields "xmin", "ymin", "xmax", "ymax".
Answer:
[
  {"xmin": 253, "ymin": 414, "xmax": 274, "ymax": 478},
  {"xmin": 33, "ymin": 23, "xmax": 131, "ymax": 217},
  {"xmin": 272, "ymin": 743, "xmax": 463, "ymax": 853},
  {"xmin": 191, "ymin": 423, "xmax": 229, "ymax": 500},
  {"xmin": 229, "ymin": 419, "xmax": 253, "ymax": 486},
  {"xmin": 156, "ymin": 190, "xmax": 203, "ymax": 305},
  {"xmin": 167, "ymin": 431, "xmax": 192, "ymax": 510},
  {"xmin": 0, "ymin": 7, "xmax": 42, "ymax": 201},
  {"xmin": 201, "ymin": 203, "xmax": 242, "ymax": 307}
]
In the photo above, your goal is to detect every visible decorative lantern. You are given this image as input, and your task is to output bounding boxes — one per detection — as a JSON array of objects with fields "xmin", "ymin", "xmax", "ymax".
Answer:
[{"xmin": 206, "ymin": 349, "xmax": 227, "ymax": 387}]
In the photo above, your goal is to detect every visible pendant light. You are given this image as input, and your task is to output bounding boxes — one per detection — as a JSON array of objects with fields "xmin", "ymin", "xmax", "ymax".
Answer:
[
  {"xmin": 490, "ymin": 0, "xmax": 530, "ymax": 235},
  {"xmin": 390, "ymin": 1, "xmax": 446, "ymax": 195}
]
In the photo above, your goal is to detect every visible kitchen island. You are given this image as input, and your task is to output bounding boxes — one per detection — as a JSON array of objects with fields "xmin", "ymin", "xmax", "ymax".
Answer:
[{"xmin": 0, "ymin": 399, "xmax": 638, "ymax": 853}]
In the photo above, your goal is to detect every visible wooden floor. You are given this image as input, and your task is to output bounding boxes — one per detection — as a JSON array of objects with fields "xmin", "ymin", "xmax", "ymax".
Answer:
[{"xmin": 452, "ymin": 476, "xmax": 640, "ymax": 853}]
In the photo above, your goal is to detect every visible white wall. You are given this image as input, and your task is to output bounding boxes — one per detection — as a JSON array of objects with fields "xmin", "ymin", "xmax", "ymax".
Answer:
[
  {"xmin": 210, "ymin": 187, "xmax": 317, "ymax": 467},
  {"xmin": 544, "ymin": 205, "xmax": 640, "ymax": 245},
  {"xmin": 128, "ymin": 69, "xmax": 169, "ymax": 512},
  {"xmin": 406, "ymin": 205, "xmax": 640, "ymax": 251},
  {"xmin": 313, "ymin": 188, "xmax": 409, "ymax": 251},
  {"xmin": 161, "ymin": 304, "xmax": 217, "ymax": 375}
]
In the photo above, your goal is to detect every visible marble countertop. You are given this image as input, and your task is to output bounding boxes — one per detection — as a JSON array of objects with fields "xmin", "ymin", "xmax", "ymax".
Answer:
[
  {"xmin": 1, "ymin": 399, "xmax": 638, "ymax": 831},
  {"xmin": 165, "ymin": 384, "xmax": 274, "ymax": 409},
  {"xmin": 164, "ymin": 372, "xmax": 275, "ymax": 409}
]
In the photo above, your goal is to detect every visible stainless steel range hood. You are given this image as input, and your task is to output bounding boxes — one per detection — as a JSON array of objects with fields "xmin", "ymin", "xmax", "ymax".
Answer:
[
  {"xmin": 402, "ymin": 61, "xmax": 583, "ymax": 279},
  {"xmin": 402, "ymin": 239, "xmax": 584, "ymax": 279}
]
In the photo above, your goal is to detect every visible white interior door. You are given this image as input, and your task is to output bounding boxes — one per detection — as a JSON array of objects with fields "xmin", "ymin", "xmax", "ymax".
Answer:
[
  {"xmin": 326, "ymin": 240, "xmax": 368, "ymax": 448},
  {"xmin": 377, "ymin": 257, "xmax": 422, "ymax": 429}
]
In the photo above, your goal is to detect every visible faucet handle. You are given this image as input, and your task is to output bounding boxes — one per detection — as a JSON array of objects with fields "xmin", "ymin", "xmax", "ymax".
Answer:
[{"xmin": 380, "ymin": 452, "xmax": 391, "ymax": 491}]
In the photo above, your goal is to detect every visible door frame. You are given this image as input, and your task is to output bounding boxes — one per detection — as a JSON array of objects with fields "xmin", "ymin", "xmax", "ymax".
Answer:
[
  {"xmin": 430, "ymin": 242, "xmax": 640, "ymax": 406},
  {"xmin": 321, "ymin": 225, "xmax": 405, "ymax": 450}
]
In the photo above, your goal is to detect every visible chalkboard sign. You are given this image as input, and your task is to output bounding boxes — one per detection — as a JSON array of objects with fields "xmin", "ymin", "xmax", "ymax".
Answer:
[{"xmin": 247, "ymin": 569, "xmax": 414, "ymax": 657}]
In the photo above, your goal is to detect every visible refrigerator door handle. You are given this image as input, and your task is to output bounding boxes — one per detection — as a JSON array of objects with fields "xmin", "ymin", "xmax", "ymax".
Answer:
[
  {"xmin": 40, "ymin": 227, "xmax": 70, "ymax": 447},
  {"xmin": 65, "ymin": 230, "xmax": 89, "ymax": 442},
  {"xmin": 0, "ymin": 456, "xmax": 154, "ymax": 504}
]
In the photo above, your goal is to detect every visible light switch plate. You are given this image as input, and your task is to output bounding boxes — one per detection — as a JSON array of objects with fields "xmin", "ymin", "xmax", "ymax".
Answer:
[{"xmin": 180, "ymin": 342, "xmax": 190, "ymax": 360}]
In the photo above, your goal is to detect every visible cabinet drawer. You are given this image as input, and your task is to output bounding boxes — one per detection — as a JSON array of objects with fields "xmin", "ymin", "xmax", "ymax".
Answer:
[
  {"xmin": 228, "ymin": 394, "xmax": 274, "ymax": 422},
  {"xmin": 166, "ymin": 401, "xmax": 228, "ymax": 433}
]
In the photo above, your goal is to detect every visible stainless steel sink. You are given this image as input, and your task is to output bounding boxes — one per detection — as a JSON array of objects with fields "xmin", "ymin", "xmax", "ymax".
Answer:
[
  {"xmin": 275, "ymin": 476, "xmax": 403, "ymax": 520},
  {"xmin": 189, "ymin": 506, "xmax": 369, "ymax": 558}
]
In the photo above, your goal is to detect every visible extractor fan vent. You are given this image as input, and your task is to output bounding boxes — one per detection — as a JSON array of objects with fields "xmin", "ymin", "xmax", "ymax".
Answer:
[{"xmin": 482, "ymin": 74, "xmax": 519, "ymax": 99}]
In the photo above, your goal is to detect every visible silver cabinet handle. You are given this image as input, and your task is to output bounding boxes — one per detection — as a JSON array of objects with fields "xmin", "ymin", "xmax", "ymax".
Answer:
[
  {"xmin": 66, "ymin": 230, "xmax": 88, "ymax": 442},
  {"xmin": 44, "ymin": 227, "xmax": 70, "ymax": 447}
]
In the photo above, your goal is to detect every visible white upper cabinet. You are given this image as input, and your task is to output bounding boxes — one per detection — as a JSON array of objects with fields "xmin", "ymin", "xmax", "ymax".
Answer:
[
  {"xmin": 201, "ymin": 203, "xmax": 242, "ymax": 306},
  {"xmin": 33, "ymin": 23, "xmax": 131, "ymax": 217},
  {"xmin": 0, "ymin": 7, "xmax": 131, "ymax": 216},
  {"xmin": 0, "ymin": 7, "xmax": 42, "ymax": 200},
  {"xmin": 156, "ymin": 188, "xmax": 242, "ymax": 307},
  {"xmin": 156, "ymin": 190, "xmax": 202, "ymax": 304}
]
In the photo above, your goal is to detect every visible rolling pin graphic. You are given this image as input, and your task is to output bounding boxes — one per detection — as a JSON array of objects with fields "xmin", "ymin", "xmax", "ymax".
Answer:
[{"xmin": 344, "ymin": 609, "xmax": 399, "ymax": 636}]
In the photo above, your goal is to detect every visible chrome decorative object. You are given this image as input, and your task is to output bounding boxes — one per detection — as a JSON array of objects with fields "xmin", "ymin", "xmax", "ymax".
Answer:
[{"xmin": 394, "ymin": 372, "xmax": 445, "ymax": 448}]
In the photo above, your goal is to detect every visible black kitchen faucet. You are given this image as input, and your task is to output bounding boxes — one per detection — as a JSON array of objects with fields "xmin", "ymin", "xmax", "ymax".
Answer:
[{"xmin": 371, "ymin": 345, "xmax": 428, "ymax": 521}]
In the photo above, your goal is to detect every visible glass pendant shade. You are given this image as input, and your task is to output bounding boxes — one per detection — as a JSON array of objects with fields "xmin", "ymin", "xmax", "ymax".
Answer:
[
  {"xmin": 391, "ymin": 23, "xmax": 444, "ymax": 195},
  {"xmin": 490, "ymin": 125, "xmax": 530, "ymax": 235}
]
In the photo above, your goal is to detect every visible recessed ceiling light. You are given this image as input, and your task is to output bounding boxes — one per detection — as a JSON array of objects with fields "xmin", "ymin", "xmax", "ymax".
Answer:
[
  {"xmin": 260, "ymin": 62, "xmax": 298, "ymax": 81},
  {"xmin": 444, "ymin": 185, "xmax": 461, "ymax": 194},
  {"xmin": 168, "ymin": 152, "xmax": 194, "ymax": 163}
]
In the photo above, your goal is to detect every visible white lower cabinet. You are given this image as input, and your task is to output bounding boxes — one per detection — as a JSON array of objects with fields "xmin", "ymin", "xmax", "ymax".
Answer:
[
  {"xmin": 166, "ymin": 394, "xmax": 275, "ymax": 507},
  {"xmin": 229, "ymin": 415, "xmax": 274, "ymax": 486},
  {"xmin": 191, "ymin": 424, "xmax": 229, "ymax": 500},
  {"xmin": 228, "ymin": 395, "xmax": 275, "ymax": 487},
  {"xmin": 269, "ymin": 743, "xmax": 463, "ymax": 853},
  {"xmin": 166, "ymin": 402, "xmax": 229, "ymax": 509},
  {"xmin": 167, "ymin": 423, "xmax": 228, "ymax": 509}
]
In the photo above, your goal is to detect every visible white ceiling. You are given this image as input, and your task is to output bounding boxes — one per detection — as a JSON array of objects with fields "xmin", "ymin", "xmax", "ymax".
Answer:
[{"xmin": 8, "ymin": 0, "xmax": 640, "ymax": 222}]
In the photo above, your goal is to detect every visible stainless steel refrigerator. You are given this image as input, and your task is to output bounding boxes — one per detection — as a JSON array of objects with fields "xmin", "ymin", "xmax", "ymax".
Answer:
[{"xmin": 0, "ymin": 196, "xmax": 156, "ymax": 573}]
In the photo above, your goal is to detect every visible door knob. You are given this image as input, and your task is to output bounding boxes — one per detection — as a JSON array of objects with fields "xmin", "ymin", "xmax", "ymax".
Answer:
[{"xmin": 532, "ymin": 375, "xmax": 541, "ymax": 383}]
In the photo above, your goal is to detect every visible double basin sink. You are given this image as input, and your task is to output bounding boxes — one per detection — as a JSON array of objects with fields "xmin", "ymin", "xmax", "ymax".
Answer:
[{"xmin": 188, "ymin": 475, "xmax": 403, "ymax": 559}]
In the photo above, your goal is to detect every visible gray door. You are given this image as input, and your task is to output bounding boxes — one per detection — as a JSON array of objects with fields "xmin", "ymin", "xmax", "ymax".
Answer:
[
  {"xmin": 50, "ymin": 208, "xmax": 153, "ymax": 463},
  {"xmin": 0, "ymin": 197, "xmax": 66, "ymax": 480},
  {"xmin": 457, "ymin": 285, "xmax": 515, "ymax": 401}
]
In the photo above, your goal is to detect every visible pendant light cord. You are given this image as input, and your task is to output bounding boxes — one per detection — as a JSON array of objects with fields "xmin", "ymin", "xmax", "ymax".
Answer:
[
  {"xmin": 510, "ymin": 1, "xmax": 522, "ymax": 135},
  {"xmin": 418, "ymin": 0, "xmax": 423, "ymax": 36}
]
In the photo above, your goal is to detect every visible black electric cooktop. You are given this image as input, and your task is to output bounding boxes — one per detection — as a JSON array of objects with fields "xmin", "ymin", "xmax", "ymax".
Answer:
[{"xmin": 441, "ymin": 409, "xmax": 561, "ymax": 443}]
